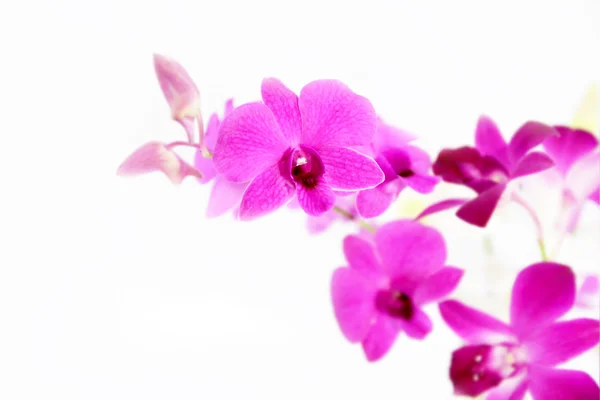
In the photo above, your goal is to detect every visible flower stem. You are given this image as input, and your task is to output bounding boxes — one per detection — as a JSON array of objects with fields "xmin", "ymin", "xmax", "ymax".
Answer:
[
  {"xmin": 333, "ymin": 206, "xmax": 376, "ymax": 233},
  {"xmin": 512, "ymin": 192, "xmax": 547, "ymax": 261}
]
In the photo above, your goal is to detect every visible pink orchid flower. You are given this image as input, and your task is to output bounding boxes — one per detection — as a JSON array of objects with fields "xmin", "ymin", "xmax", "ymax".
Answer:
[
  {"xmin": 213, "ymin": 78, "xmax": 385, "ymax": 220},
  {"xmin": 422, "ymin": 116, "xmax": 557, "ymax": 227},
  {"xmin": 356, "ymin": 119, "xmax": 438, "ymax": 218},
  {"xmin": 440, "ymin": 262, "xmax": 600, "ymax": 399},
  {"xmin": 331, "ymin": 220, "xmax": 464, "ymax": 362},
  {"xmin": 575, "ymin": 275, "xmax": 600, "ymax": 310}
]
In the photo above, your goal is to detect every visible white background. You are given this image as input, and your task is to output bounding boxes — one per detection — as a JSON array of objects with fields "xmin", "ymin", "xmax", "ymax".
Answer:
[{"xmin": 1, "ymin": 0, "xmax": 599, "ymax": 399}]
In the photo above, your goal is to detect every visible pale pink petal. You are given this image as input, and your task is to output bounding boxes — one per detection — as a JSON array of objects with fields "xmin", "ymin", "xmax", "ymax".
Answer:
[
  {"xmin": 398, "ymin": 308, "xmax": 433, "ymax": 340},
  {"xmin": 415, "ymin": 198, "xmax": 468, "ymax": 220},
  {"xmin": 510, "ymin": 151, "xmax": 555, "ymax": 179},
  {"xmin": 475, "ymin": 115, "xmax": 509, "ymax": 168},
  {"xmin": 356, "ymin": 184, "xmax": 399, "ymax": 218},
  {"xmin": 576, "ymin": 275, "xmax": 600, "ymax": 308},
  {"xmin": 413, "ymin": 267, "xmax": 464, "ymax": 306},
  {"xmin": 331, "ymin": 268, "xmax": 377, "ymax": 342},
  {"xmin": 543, "ymin": 126, "xmax": 598, "ymax": 175},
  {"xmin": 510, "ymin": 262, "xmax": 575, "ymax": 338},
  {"xmin": 374, "ymin": 220, "xmax": 447, "ymax": 280},
  {"xmin": 373, "ymin": 118, "xmax": 416, "ymax": 154},
  {"xmin": 237, "ymin": 164, "xmax": 296, "ymax": 220},
  {"xmin": 299, "ymin": 80, "xmax": 376, "ymax": 149},
  {"xmin": 565, "ymin": 151, "xmax": 600, "ymax": 200},
  {"xmin": 456, "ymin": 183, "xmax": 506, "ymax": 227},
  {"xmin": 296, "ymin": 180, "xmax": 336, "ymax": 216},
  {"xmin": 205, "ymin": 175, "xmax": 248, "ymax": 218},
  {"xmin": 485, "ymin": 376, "xmax": 528, "ymax": 400},
  {"xmin": 361, "ymin": 316, "xmax": 401, "ymax": 362},
  {"xmin": 306, "ymin": 212, "xmax": 337, "ymax": 234},
  {"xmin": 224, "ymin": 98, "xmax": 235, "ymax": 116},
  {"xmin": 403, "ymin": 174, "xmax": 439, "ymax": 193},
  {"xmin": 117, "ymin": 142, "xmax": 202, "ymax": 184},
  {"xmin": 524, "ymin": 318, "xmax": 600, "ymax": 366},
  {"xmin": 261, "ymin": 78, "xmax": 302, "ymax": 144},
  {"xmin": 439, "ymin": 300, "xmax": 515, "ymax": 344},
  {"xmin": 507, "ymin": 121, "xmax": 557, "ymax": 165},
  {"xmin": 194, "ymin": 150, "xmax": 217, "ymax": 183},
  {"xmin": 343, "ymin": 234, "xmax": 382, "ymax": 275},
  {"xmin": 318, "ymin": 147, "xmax": 384, "ymax": 190},
  {"xmin": 213, "ymin": 103, "xmax": 290, "ymax": 182},
  {"xmin": 153, "ymin": 54, "xmax": 201, "ymax": 123},
  {"xmin": 528, "ymin": 366, "xmax": 600, "ymax": 400},
  {"xmin": 203, "ymin": 113, "xmax": 221, "ymax": 152}
]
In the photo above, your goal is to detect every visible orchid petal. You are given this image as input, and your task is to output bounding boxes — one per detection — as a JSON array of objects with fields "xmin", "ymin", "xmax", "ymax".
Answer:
[
  {"xmin": 415, "ymin": 198, "xmax": 469, "ymax": 220},
  {"xmin": 373, "ymin": 118, "xmax": 416, "ymax": 153},
  {"xmin": 213, "ymin": 102, "xmax": 289, "ymax": 182},
  {"xmin": 117, "ymin": 142, "xmax": 202, "ymax": 184},
  {"xmin": 398, "ymin": 307, "xmax": 433, "ymax": 340},
  {"xmin": 261, "ymin": 78, "xmax": 302, "ymax": 144},
  {"xmin": 413, "ymin": 267, "xmax": 464, "ymax": 306},
  {"xmin": 510, "ymin": 151, "xmax": 555, "ymax": 179},
  {"xmin": 194, "ymin": 150, "xmax": 217, "ymax": 184},
  {"xmin": 343, "ymin": 234, "xmax": 382, "ymax": 275},
  {"xmin": 205, "ymin": 175, "xmax": 247, "ymax": 218},
  {"xmin": 524, "ymin": 318, "xmax": 600, "ymax": 366},
  {"xmin": 543, "ymin": 126, "xmax": 598, "ymax": 175},
  {"xmin": 374, "ymin": 220, "xmax": 447, "ymax": 280},
  {"xmin": 331, "ymin": 268, "xmax": 377, "ymax": 342},
  {"xmin": 576, "ymin": 275, "xmax": 600, "ymax": 308},
  {"xmin": 485, "ymin": 376, "xmax": 528, "ymax": 400},
  {"xmin": 356, "ymin": 184, "xmax": 400, "ymax": 218},
  {"xmin": 203, "ymin": 113, "xmax": 221, "ymax": 153},
  {"xmin": 318, "ymin": 147, "xmax": 384, "ymax": 190},
  {"xmin": 475, "ymin": 115, "xmax": 509, "ymax": 168},
  {"xmin": 565, "ymin": 151, "xmax": 600, "ymax": 201},
  {"xmin": 404, "ymin": 174, "xmax": 439, "ymax": 193},
  {"xmin": 296, "ymin": 179, "xmax": 336, "ymax": 216},
  {"xmin": 439, "ymin": 300, "xmax": 515, "ymax": 344},
  {"xmin": 153, "ymin": 54, "xmax": 201, "ymax": 123},
  {"xmin": 528, "ymin": 366, "xmax": 600, "ymax": 400},
  {"xmin": 361, "ymin": 316, "xmax": 401, "ymax": 362},
  {"xmin": 508, "ymin": 121, "xmax": 557, "ymax": 165},
  {"xmin": 299, "ymin": 80, "xmax": 376, "ymax": 149},
  {"xmin": 510, "ymin": 262, "xmax": 575, "ymax": 338},
  {"xmin": 456, "ymin": 183, "xmax": 506, "ymax": 227},
  {"xmin": 237, "ymin": 164, "xmax": 295, "ymax": 220}
]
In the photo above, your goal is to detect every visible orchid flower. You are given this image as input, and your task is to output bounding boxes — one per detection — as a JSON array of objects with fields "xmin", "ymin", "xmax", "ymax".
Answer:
[
  {"xmin": 440, "ymin": 262, "xmax": 600, "ymax": 399},
  {"xmin": 355, "ymin": 119, "xmax": 439, "ymax": 218},
  {"xmin": 421, "ymin": 116, "xmax": 557, "ymax": 227},
  {"xmin": 213, "ymin": 78, "xmax": 384, "ymax": 220},
  {"xmin": 331, "ymin": 220, "xmax": 463, "ymax": 361},
  {"xmin": 576, "ymin": 275, "xmax": 600, "ymax": 310}
]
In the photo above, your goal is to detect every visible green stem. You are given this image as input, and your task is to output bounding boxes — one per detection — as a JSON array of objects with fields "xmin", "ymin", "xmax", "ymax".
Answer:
[{"xmin": 333, "ymin": 206, "xmax": 376, "ymax": 233}]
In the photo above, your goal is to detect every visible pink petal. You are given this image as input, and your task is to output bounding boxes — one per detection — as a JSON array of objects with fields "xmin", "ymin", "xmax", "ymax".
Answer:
[
  {"xmin": 475, "ymin": 115, "xmax": 509, "ymax": 168},
  {"xmin": 510, "ymin": 151, "xmax": 555, "ymax": 179},
  {"xmin": 205, "ymin": 175, "xmax": 248, "ymax": 218},
  {"xmin": 194, "ymin": 150, "xmax": 217, "ymax": 183},
  {"xmin": 203, "ymin": 113, "xmax": 221, "ymax": 153},
  {"xmin": 213, "ymin": 102, "xmax": 289, "ymax": 182},
  {"xmin": 331, "ymin": 268, "xmax": 377, "ymax": 342},
  {"xmin": 224, "ymin": 98, "xmax": 235, "ymax": 116},
  {"xmin": 507, "ymin": 121, "xmax": 557, "ymax": 165},
  {"xmin": 413, "ymin": 267, "xmax": 464, "ymax": 306},
  {"xmin": 237, "ymin": 164, "xmax": 295, "ymax": 220},
  {"xmin": 356, "ymin": 184, "xmax": 399, "ymax": 218},
  {"xmin": 361, "ymin": 316, "xmax": 401, "ymax": 362},
  {"xmin": 398, "ymin": 307, "xmax": 433, "ymax": 340},
  {"xmin": 528, "ymin": 366, "xmax": 600, "ymax": 400},
  {"xmin": 306, "ymin": 212, "xmax": 337, "ymax": 235},
  {"xmin": 117, "ymin": 142, "xmax": 203, "ymax": 184},
  {"xmin": 438, "ymin": 300, "xmax": 515, "ymax": 344},
  {"xmin": 415, "ymin": 198, "xmax": 469, "ymax": 220},
  {"xmin": 524, "ymin": 318, "xmax": 600, "ymax": 366},
  {"xmin": 261, "ymin": 78, "xmax": 302, "ymax": 145},
  {"xmin": 153, "ymin": 54, "xmax": 201, "ymax": 123},
  {"xmin": 373, "ymin": 117, "xmax": 416, "ymax": 153},
  {"xmin": 565, "ymin": 151, "xmax": 600, "ymax": 200},
  {"xmin": 296, "ymin": 179, "xmax": 336, "ymax": 216},
  {"xmin": 485, "ymin": 376, "xmax": 528, "ymax": 400},
  {"xmin": 299, "ymin": 80, "xmax": 376, "ymax": 149},
  {"xmin": 510, "ymin": 262, "xmax": 575, "ymax": 338},
  {"xmin": 374, "ymin": 220, "xmax": 447, "ymax": 280},
  {"xmin": 543, "ymin": 126, "xmax": 598, "ymax": 175},
  {"xmin": 576, "ymin": 275, "xmax": 600, "ymax": 308},
  {"xmin": 343, "ymin": 234, "xmax": 382, "ymax": 275},
  {"xmin": 403, "ymin": 174, "xmax": 439, "ymax": 193},
  {"xmin": 456, "ymin": 183, "xmax": 506, "ymax": 227},
  {"xmin": 318, "ymin": 147, "xmax": 384, "ymax": 190}
]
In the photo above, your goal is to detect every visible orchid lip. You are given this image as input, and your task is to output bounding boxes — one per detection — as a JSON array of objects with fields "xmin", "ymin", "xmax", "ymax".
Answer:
[{"xmin": 280, "ymin": 145, "xmax": 325, "ymax": 189}]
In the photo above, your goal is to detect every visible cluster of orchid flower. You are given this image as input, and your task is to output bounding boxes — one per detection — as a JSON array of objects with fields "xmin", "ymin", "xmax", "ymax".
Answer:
[{"xmin": 118, "ymin": 54, "xmax": 600, "ymax": 399}]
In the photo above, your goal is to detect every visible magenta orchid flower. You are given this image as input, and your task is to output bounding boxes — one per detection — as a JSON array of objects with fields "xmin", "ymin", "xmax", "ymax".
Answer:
[
  {"xmin": 331, "ymin": 220, "xmax": 464, "ymax": 362},
  {"xmin": 354, "ymin": 119, "xmax": 438, "ymax": 218},
  {"xmin": 440, "ymin": 262, "xmax": 600, "ymax": 399},
  {"xmin": 576, "ymin": 275, "xmax": 600, "ymax": 309},
  {"xmin": 213, "ymin": 78, "xmax": 385, "ymax": 220},
  {"xmin": 154, "ymin": 53, "xmax": 203, "ymax": 144},
  {"xmin": 428, "ymin": 116, "xmax": 557, "ymax": 227},
  {"xmin": 543, "ymin": 126, "xmax": 600, "ymax": 231},
  {"xmin": 192, "ymin": 99, "xmax": 248, "ymax": 218}
]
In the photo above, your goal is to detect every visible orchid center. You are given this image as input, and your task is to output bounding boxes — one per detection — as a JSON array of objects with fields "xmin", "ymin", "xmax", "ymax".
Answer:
[
  {"xmin": 289, "ymin": 147, "xmax": 324, "ymax": 189},
  {"xmin": 376, "ymin": 289, "xmax": 414, "ymax": 320},
  {"xmin": 398, "ymin": 169, "xmax": 415, "ymax": 178}
]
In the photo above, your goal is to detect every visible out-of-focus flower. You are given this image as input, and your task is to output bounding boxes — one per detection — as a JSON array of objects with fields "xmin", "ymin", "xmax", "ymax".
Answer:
[
  {"xmin": 154, "ymin": 53, "xmax": 203, "ymax": 144},
  {"xmin": 213, "ymin": 78, "xmax": 384, "ymax": 220},
  {"xmin": 429, "ymin": 116, "xmax": 557, "ymax": 227},
  {"xmin": 288, "ymin": 195, "xmax": 358, "ymax": 234},
  {"xmin": 355, "ymin": 119, "xmax": 438, "ymax": 218},
  {"xmin": 331, "ymin": 220, "xmax": 463, "ymax": 362},
  {"xmin": 440, "ymin": 262, "xmax": 600, "ymax": 399},
  {"xmin": 576, "ymin": 275, "xmax": 600, "ymax": 310}
]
